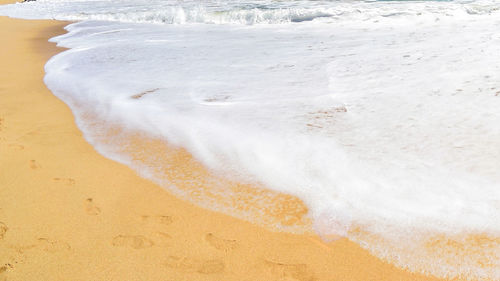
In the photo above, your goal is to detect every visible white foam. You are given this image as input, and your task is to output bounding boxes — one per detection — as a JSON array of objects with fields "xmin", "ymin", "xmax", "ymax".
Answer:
[
  {"xmin": 1, "ymin": 0, "xmax": 500, "ymax": 279},
  {"xmin": 2, "ymin": 0, "xmax": 500, "ymax": 25}
]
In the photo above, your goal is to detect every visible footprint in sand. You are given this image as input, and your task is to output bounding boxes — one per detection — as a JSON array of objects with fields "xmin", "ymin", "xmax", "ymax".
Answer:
[
  {"xmin": 0, "ymin": 263, "xmax": 13, "ymax": 281},
  {"xmin": 112, "ymin": 235, "xmax": 154, "ymax": 249},
  {"xmin": 53, "ymin": 177, "xmax": 76, "ymax": 186},
  {"xmin": 9, "ymin": 243, "xmax": 36, "ymax": 255},
  {"xmin": 0, "ymin": 263, "xmax": 13, "ymax": 273},
  {"xmin": 141, "ymin": 215, "xmax": 173, "ymax": 226},
  {"xmin": 205, "ymin": 233, "xmax": 238, "ymax": 251},
  {"xmin": 0, "ymin": 222, "xmax": 7, "ymax": 240},
  {"xmin": 84, "ymin": 198, "xmax": 101, "ymax": 215},
  {"xmin": 153, "ymin": 232, "xmax": 172, "ymax": 241},
  {"xmin": 29, "ymin": 160, "xmax": 40, "ymax": 170},
  {"xmin": 8, "ymin": 144, "xmax": 24, "ymax": 150},
  {"xmin": 264, "ymin": 260, "xmax": 316, "ymax": 281},
  {"xmin": 164, "ymin": 256, "xmax": 225, "ymax": 274},
  {"xmin": 146, "ymin": 231, "xmax": 172, "ymax": 247},
  {"xmin": 11, "ymin": 238, "xmax": 71, "ymax": 254},
  {"xmin": 36, "ymin": 238, "xmax": 71, "ymax": 253}
]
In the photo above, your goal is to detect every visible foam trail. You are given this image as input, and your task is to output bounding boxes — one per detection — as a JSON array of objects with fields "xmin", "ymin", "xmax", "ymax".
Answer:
[{"xmin": 1, "ymin": 0, "xmax": 500, "ymax": 279}]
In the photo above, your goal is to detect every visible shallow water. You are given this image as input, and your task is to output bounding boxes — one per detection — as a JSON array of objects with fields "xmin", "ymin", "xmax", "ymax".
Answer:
[{"xmin": 1, "ymin": 0, "xmax": 500, "ymax": 279}]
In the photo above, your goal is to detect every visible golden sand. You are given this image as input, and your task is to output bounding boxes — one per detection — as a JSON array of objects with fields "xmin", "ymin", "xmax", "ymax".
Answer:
[{"xmin": 0, "ymin": 11, "xmax": 447, "ymax": 281}]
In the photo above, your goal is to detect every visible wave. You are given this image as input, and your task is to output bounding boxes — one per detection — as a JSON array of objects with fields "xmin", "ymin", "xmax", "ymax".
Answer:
[
  {"xmin": 38, "ymin": 17, "xmax": 500, "ymax": 279},
  {"xmin": 1, "ymin": 0, "xmax": 500, "ymax": 25}
]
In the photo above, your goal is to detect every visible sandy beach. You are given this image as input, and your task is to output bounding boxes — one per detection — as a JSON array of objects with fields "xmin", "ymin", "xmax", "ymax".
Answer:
[{"xmin": 0, "ymin": 7, "xmax": 451, "ymax": 281}]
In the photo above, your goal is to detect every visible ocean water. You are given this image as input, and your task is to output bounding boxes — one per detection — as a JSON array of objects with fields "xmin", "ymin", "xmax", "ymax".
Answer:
[{"xmin": 1, "ymin": 0, "xmax": 500, "ymax": 279}]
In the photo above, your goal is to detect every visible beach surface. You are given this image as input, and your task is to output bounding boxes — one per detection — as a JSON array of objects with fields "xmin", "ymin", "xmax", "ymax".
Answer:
[{"xmin": 0, "ymin": 10, "xmax": 447, "ymax": 281}]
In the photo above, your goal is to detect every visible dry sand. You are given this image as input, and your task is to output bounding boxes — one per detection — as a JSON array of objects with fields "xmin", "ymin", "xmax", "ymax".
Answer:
[{"xmin": 0, "ymin": 9, "xmax": 446, "ymax": 281}]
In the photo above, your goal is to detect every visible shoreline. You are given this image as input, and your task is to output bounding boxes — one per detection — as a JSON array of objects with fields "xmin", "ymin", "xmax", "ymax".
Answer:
[{"xmin": 0, "ymin": 14, "xmax": 445, "ymax": 281}]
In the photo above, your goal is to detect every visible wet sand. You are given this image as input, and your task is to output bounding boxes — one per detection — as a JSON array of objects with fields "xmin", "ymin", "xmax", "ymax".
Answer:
[{"xmin": 0, "ymin": 11, "xmax": 445, "ymax": 281}]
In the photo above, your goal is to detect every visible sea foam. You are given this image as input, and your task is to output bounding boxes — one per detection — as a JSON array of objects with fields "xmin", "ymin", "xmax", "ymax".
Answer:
[{"xmin": 1, "ymin": 0, "xmax": 500, "ymax": 279}]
